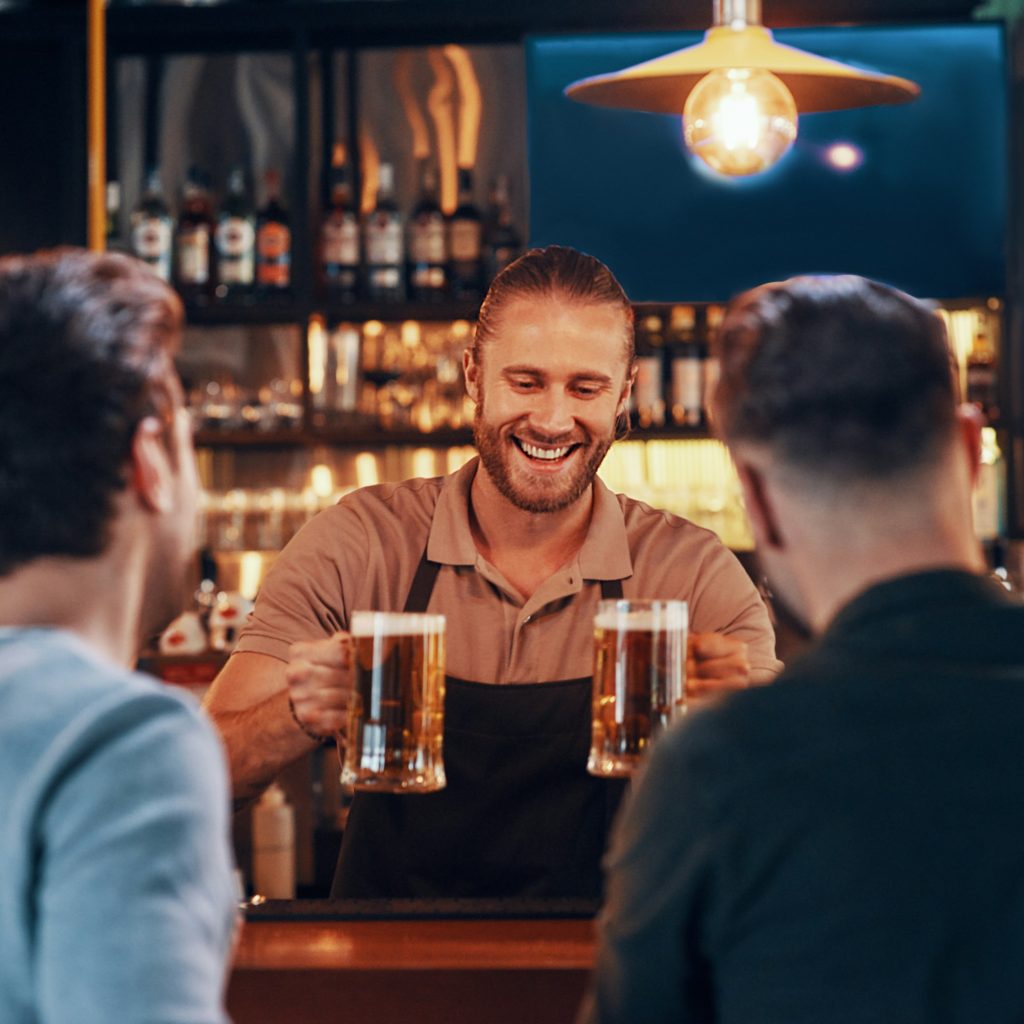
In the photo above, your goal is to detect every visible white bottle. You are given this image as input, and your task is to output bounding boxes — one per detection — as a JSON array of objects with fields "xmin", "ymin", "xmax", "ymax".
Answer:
[{"xmin": 251, "ymin": 783, "xmax": 296, "ymax": 899}]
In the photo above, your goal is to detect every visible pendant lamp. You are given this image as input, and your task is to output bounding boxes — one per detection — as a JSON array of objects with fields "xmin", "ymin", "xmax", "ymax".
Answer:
[{"xmin": 564, "ymin": 0, "xmax": 920, "ymax": 176}]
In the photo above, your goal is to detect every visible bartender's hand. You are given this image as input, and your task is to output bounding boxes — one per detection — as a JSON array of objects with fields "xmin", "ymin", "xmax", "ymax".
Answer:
[
  {"xmin": 285, "ymin": 632, "xmax": 354, "ymax": 739},
  {"xmin": 686, "ymin": 632, "xmax": 751, "ymax": 696}
]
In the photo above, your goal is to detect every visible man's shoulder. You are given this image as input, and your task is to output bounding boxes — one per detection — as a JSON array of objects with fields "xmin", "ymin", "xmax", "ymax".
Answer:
[
  {"xmin": 331, "ymin": 474, "xmax": 447, "ymax": 526},
  {"xmin": 613, "ymin": 490, "xmax": 718, "ymax": 538},
  {"xmin": 1, "ymin": 629, "xmax": 222, "ymax": 782},
  {"xmin": 611, "ymin": 490, "xmax": 737, "ymax": 566}
]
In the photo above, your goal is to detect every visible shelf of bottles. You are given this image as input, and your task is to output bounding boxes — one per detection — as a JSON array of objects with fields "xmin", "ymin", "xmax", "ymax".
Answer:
[
  {"xmin": 185, "ymin": 296, "xmax": 1007, "ymax": 566},
  {"xmin": 938, "ymin": 299, "xmax": 1006, "ymax": 546},
  {"xmin": 124, "ymin": 156, "xmax": 519, "ymax": 315}
]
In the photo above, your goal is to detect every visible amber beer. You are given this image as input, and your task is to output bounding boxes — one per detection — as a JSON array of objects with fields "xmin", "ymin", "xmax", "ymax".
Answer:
[
  {"xmin": 342, "ymin": 612, "xmax": 446, "ymax": 792},
  {"xmin": 588, "ymin": 599, "xmax": 688, "ymax": 777}
]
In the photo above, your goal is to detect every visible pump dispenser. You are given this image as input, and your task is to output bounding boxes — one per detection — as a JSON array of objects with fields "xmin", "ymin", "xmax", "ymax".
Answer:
[{"xmin": 251, "ymin": 783, "xmax": 296, "ymax": 899}]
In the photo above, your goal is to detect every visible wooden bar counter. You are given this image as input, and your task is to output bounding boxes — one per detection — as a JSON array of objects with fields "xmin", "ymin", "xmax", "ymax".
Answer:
[{"xmin": 228, "ymin": 901, "xmax": 597, "ymax": 1024}]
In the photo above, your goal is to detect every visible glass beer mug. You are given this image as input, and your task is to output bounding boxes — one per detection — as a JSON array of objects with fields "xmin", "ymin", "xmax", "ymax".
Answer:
[
  {"xmin": 341, "ymin": 611, "xmax": 447, "ymax": 792},
  {"xmin": 588, "ymin": 599, "xmax": 688, "ymax": 777}
]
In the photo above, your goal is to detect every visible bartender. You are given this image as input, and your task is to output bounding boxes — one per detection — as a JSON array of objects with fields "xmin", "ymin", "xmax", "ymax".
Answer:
[{"xmin": 204, "ymin": 245, "xmax": 781, "ymax": 899}]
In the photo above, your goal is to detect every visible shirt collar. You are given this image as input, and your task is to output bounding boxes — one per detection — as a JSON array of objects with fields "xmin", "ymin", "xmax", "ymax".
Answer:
[
  {"xmin": 426, "ymin": 457, "xmax": 633, "ymax": 581},
  {"xmin": 427, "ymin": 458, "xmax": 483, "ymax": 566},
  {"xmin": 826, "ymin": 568, "xmax": 1010, "ymax": 641},
  {"xmin": 577, "ymin": 475, "xmax": 633, "ymax": 581}
]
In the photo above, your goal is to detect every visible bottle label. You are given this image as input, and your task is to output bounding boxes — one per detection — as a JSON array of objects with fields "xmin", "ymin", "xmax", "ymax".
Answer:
[
  {"xmin": 449, "ymin": 220, "xmax": 482, "ymax": 261},
  {"xmin": 257, "ymin": 223, "xmax": 292, "ymax": 288},
  {"xmin": 132, "ymin": 217, "xmax": 172, "ymax": 281},
  {"xmin": 634, "ymin": 355, "xmax": 665, "ymax": 425},
  {"xmin": 409, "ymin": 216, "xmax": 446, "ymax": 264},
  {"xmin": 322, "ymin": 214, "xmax": 360, "ymax": 267},
  {"xmin": 216, "ymin": 217, "xmax": 255, "ymax": 285},
  {"xmin": 365, "ymin": 215, "xmax": 403, "ymax": 265},
  {"xmin": 671, "ymin": 357, "xmax": 703, "ymax": 415},
  {"xmin": 176, "ymin": 226, "xmax": 210, "ymax": 284}
]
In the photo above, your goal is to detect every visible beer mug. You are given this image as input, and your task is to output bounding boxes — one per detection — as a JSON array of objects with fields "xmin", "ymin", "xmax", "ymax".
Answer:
[
  {"xmin": 588, "ymin": 599, "xmax": 688, "ymax": 777},
  {"xmin": 341, "ymin": 611, "xmax": 447, "ymax": 792}
]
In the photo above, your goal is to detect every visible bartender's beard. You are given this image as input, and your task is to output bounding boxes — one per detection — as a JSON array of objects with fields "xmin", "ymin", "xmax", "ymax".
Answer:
[{"xmin": 473, "ymin": 404, "xmax": 614, "ymax": 514}]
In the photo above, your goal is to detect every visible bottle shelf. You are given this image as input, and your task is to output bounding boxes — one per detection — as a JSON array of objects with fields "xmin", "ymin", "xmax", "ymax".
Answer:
[
  {"xmin": 192, "ymin": 423, "xmax": 713, "ymax": 450},
  {"xmin": 184, "ymin": 298, "xmax": 303, "ymax": 326},
  {"xmin": 182, "ymin": 298, "xmax": 481, "ymax": 326},
  {"xmin": 318, "ymin": 299, "xmax": 480, "ymax": 323}
]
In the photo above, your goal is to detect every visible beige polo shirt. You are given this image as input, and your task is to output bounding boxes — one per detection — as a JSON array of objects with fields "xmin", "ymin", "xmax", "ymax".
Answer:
[{"xmin": 234, "ymin": 457, "xmax": 781, "ymax": 683}]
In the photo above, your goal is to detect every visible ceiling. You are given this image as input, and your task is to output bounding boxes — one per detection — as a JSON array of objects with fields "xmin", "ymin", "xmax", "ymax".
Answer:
[{"xmin": 5, "ymin": 0, "xmax": 987, "ymax": 24}]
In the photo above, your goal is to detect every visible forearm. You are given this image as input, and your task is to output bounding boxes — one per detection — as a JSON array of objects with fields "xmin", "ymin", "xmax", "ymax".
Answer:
[{"xmin": 207, "ymin": 688, "xmax": 318, "ymax": 808}]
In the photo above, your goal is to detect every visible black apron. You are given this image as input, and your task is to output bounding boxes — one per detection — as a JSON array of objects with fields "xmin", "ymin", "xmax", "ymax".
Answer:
[{"xmin": 331, "ymin": 554, "xmax": 627, "ymax": 898}]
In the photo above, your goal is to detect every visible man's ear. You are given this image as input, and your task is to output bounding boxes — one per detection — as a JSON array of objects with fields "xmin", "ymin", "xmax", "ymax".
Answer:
[
  {"xmin": 463, "ymin": 346, "xmax": 480, "ymax": 404},
  {"xmin": 131, "ymin": 417, "xmax": 174, "ymax": 514},
  {"xmin": 617, "ymin": 363, "xmax": 637, "ymax": 420},
  {"xmin": 735, "ymin": 458, "xmax": 784, "ymax": 551},
  {"xmin": 955, "ymin": 402, "xmax": 984, "ymax": 490}
]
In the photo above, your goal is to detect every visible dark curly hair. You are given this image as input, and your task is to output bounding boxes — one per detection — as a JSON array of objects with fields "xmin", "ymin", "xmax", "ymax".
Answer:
[
  {"xmin": 713, "ymin": 274, "xmax": 958, "ymax": 483},
  {"xmin": 472, "ymin": 245, "xmax": 635, "ymax": 367},
  {"xmin": 0, "ymin": 248, "xmax": 184, "ymax": 575}
]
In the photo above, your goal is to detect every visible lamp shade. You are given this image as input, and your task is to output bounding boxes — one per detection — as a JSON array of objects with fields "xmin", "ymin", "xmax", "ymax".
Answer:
[{"xmin": 564, "ymin": 25, "xmax": 921, "ymax": 114}]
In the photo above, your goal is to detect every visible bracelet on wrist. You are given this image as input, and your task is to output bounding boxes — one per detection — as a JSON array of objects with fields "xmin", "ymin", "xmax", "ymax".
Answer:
[{"xmin": 288, "ymin": 695, "xmax": 329, "ymax": 745}]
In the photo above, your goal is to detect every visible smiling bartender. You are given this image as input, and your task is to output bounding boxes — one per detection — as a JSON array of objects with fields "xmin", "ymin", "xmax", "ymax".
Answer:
[{"xmin": 204, "ymin": 246, "xmax": 781, "ymax": 899}]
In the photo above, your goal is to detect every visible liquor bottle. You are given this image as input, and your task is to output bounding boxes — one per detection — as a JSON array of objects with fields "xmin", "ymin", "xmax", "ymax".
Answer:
[
  {"xmin": 633, "ymin": 312, "xmax": 666, "ymax": 429},
  {"xmin": 256, "ymin": 169, "xmax": 292, "ymax": 296},
  {"xmin": 966, "ymin": 326, "xmax": 999, "ymax": 422},
  {"xmin": 447, "ymin": 167, "xmax": 483, "ymax": 301},
  {"xmin": 973, "ymin": 425, "xmax": 1005, "ymax": 542},
  {"xmin": 668, "ymin": 304, "xmax": 705, "ymax": 428},
  {"xmin": 215, "ymin": 166, "xmax": 256, "ymax": 301},
  {"xmin": 174, "ymin": 166, "xmax": 215, "ymax": 303},
  {"xmin": 130, "ymin": 169, "xmax": 173, "ymax": 282},
  {"xmin": 407, "ymin": 160, "xmax": 448, "ymax": 302},
  {"xmin": 320, "ymin": 143, "xmax": 360, "ymax": 302},
  {"xmin": 483, "ymin": 175, "xmax": 522, "ymax": 286},
  {"xmin": 703, "ymin": 304, "xmax": 725, "ymax": 408},
  {"xmin": 105, "ymin": 180, "xmax": 123, "ymax": 251},
  {"xmin": 363, "ymin": 161, "xmax": 404, "ymax": 303}
]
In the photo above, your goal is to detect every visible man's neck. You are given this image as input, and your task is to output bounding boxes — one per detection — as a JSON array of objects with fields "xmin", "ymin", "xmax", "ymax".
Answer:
[
  {"xmin": 799, "ymin": 524, "xmax": 986, "ymax": 635},
  {"xmin": 0, "ymin": 551, "xmax": 144, "ymax": 667},
  {"xmin": 468, "ymin": 467, "xmax": 595, "ymax": 599}
]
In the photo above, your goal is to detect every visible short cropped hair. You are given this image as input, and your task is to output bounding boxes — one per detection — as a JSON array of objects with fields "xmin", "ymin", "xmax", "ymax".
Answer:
[
  {"xmin": 713, "ymin": 274, "xmax": 958, "ymax": 483},
  {"xmin": 472, "ymin": 245, "xmax": 635, "ymax": 365},
  {"xmin": 0, "ymin": 248, "xmax": 184, "ymax": 575}
]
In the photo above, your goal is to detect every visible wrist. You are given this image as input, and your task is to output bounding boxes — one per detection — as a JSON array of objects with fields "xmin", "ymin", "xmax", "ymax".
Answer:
[{"xmin": 287, "ymin": 695, "xmax": 330, "ymax": 745}]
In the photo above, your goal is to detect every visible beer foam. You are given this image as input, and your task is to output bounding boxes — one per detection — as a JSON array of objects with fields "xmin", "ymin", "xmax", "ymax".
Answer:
[
  {"xmin": 350, "ymin": 611, "xmax": 446, "ymax": 637},
  {"xmin": 594, "ymin": 602, "xmax": 688, "ymax": 632}
]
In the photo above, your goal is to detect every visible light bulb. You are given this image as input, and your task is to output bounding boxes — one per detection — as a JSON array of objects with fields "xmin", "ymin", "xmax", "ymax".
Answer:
[{"xmin": 683, "ymin": 68, "xmax": 798, "ymax": 177}]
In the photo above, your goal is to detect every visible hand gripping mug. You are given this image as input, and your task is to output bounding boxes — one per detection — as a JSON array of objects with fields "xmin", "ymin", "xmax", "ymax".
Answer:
[
  {"xmin": 588, "ymin": 599, "xmax": 688, "ymax": 777},
  {"xmin": 341, "ymin": 611, "xmax": 447, "ymax": 792}
]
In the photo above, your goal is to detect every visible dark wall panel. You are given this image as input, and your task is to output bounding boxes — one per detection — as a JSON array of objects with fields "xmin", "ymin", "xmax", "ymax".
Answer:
[{"xmin": 0, "ymin": 36, "xmax": 86, "ymax": 254}]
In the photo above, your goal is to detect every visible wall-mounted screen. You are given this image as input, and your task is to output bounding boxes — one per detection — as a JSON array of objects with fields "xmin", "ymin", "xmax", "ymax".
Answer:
[{"xmin": 526, "ymin": 24, "xmax": 1007, "ymax": 302}]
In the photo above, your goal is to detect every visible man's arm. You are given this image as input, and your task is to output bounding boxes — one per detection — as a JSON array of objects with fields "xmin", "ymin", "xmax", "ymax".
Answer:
[
  {"xmin": 204, "ymin": 642, "xmax": 352, "ymax": 808},
  {"xmin": 579, "ymin": 726, "xmax": 715, "ymax": 1024}
]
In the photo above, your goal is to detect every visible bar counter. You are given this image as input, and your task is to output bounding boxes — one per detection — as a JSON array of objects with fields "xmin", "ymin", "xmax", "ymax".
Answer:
[{"xmin": 228, "ymin": 900, "xmax": 596, "ymax": 1024}]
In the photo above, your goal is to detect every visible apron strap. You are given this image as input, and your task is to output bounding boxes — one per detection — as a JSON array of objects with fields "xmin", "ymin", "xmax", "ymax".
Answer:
[
  {"xmin": 403, "ymin": 555, "xmax": 442, "ymax": 614},
  {"xmin": 402, "ymin": 554, "xmax": 624, "ymax": 613}
]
